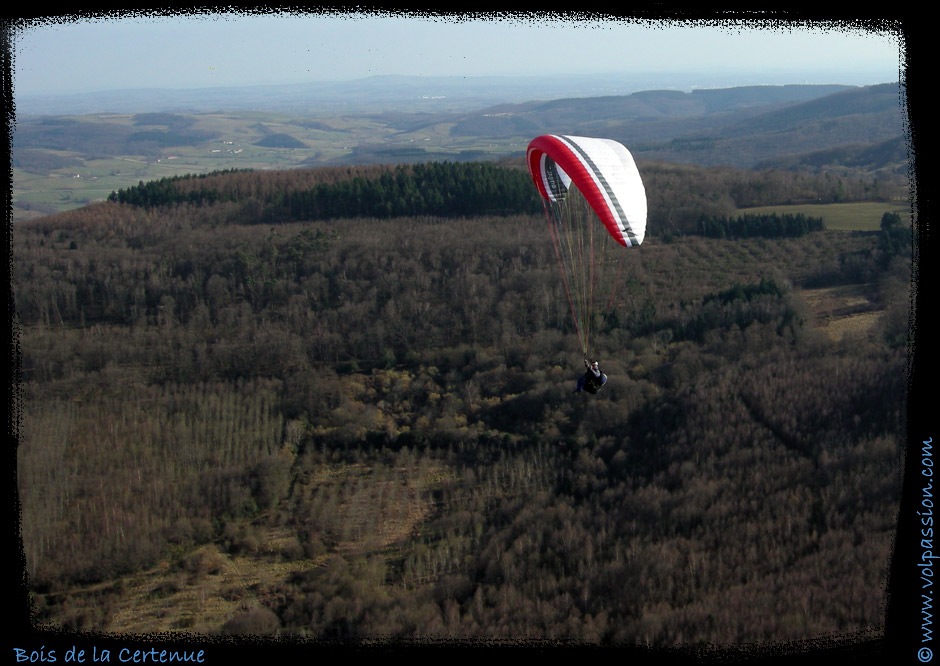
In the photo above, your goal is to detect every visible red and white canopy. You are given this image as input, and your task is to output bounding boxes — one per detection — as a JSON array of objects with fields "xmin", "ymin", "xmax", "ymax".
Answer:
[{"xmin": 527, "ymin": 134, "xmax": 647, "ymax": 247}]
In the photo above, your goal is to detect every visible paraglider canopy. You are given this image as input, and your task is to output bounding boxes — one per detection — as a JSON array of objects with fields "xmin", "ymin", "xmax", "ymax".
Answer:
[
  {"xmin": 525, "ymin": 134, "xmax": 648, "ymax": 359},
  {"xmin": 526, "ymin": 134, "xmax": 647, "ymax": 248}
]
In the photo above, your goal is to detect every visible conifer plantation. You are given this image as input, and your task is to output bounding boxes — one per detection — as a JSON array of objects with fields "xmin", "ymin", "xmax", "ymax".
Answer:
[{"xmin": 15, "ymin": 159, "xmax": 909, "ymax": 645}]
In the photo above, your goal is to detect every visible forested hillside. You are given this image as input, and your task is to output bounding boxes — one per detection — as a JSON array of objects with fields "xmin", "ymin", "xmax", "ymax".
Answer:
[
  {"xmin": 15, "ymin": 159, "xmax": 909, "ymax": 646},
  {"xmin": 104, "ymin": 159, "xmax": 904, "ymax": 237}
]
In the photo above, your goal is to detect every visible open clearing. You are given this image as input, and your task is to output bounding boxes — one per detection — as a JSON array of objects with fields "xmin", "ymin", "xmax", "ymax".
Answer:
[
  {"xmin": 800, "ymin": 282, "xmax": 884, "ymax": 341},
  {"xmin": 738, "ymin": 201, "xmax": 910, "ymax": 232},
  {"xmin": 31, "ymin": 461, "xmax": 440, "ymax": 635}
]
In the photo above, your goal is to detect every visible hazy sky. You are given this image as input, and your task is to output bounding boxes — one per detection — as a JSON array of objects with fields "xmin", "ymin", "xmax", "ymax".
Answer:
[{"xmin": 11, "ymin": 11, "xmax": 902, "ymax": 97}]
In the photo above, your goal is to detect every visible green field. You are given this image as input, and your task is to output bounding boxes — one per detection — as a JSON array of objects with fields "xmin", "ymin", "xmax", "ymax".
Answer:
[
  {"xmin": 11, "ymin": 110, "xmax": 522, "ymax": 222},
  {"xmin": 12, "ymin": 113, "xmax": 363, "ymax": 220},
  {"xmin": 737, "ymin": 201, "xmax": 912, "ymax": 231}
]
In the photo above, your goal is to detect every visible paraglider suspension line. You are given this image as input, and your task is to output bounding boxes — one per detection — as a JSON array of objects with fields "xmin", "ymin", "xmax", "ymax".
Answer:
[{"xmin": 544, "ymin": 199, "xmax": 588, "ymax": 356}]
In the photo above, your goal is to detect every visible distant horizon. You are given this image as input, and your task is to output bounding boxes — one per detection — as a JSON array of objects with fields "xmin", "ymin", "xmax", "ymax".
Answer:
[
  {"xmin": 11, "ymin": 13, "xmax": 901, "ymax": 100},
  {"xmin": 12, "ymin": 69, "xmax": 901, "ymax": 118},
  {"xmin": 14, "ymin": 68, "xmax": 901, "ymax": 98}
]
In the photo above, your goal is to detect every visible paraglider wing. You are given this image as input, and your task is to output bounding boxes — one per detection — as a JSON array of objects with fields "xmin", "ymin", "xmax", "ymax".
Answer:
[
  {"xmin": 527, "ymin": 134, "xmax": 647, "ymax": 247},
  {"xmin": 527, "ymin": 134, "xmax": 648, "ymax": 359}
]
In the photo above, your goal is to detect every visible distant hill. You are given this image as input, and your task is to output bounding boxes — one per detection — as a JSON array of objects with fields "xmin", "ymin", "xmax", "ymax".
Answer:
[
  {"xmin": 754, "ymin": 135, "xmax": 909, "ymax": 174},
  {"xmin": 255, "ymin": 133, "xmax": 308, "ymax": 149},
  {"xmin": 451, "ymin": 84, "xmax": 857, "ymax": 135},
  {"xmin": 12, "ymin": 116, "xmax": 220, "ymax": 158},
  {"xmin": 447, "ymin": 83, "xmax": 904, "ymax": 169},
  {"xmin": 12, "ymin": 81, "xmax": 907, "ymax": 221}
]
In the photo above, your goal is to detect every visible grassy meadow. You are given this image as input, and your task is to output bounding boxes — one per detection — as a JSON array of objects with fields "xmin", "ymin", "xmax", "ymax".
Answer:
[{"xmin": 738, "ymin": 201, "xmax": 912, "ymax": 231}]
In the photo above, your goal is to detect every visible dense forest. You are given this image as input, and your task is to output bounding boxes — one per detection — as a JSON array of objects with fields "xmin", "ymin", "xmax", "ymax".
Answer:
[
  {"xmin": 14, "ymin": 158, "xmax": 910, "ymax": 646},
  {"xmin": 107, "ymin": 162, "xmax": 544, "ymax": 221},
  {"xmin": 104, "ymin": 159, "xmax": 905, "ymax": 236}
]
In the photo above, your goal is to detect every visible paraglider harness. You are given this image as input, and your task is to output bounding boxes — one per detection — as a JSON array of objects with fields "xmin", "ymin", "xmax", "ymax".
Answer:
[{"xmin": 575, "ymin": 358, "xmax": 607, "ymax": 394}]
